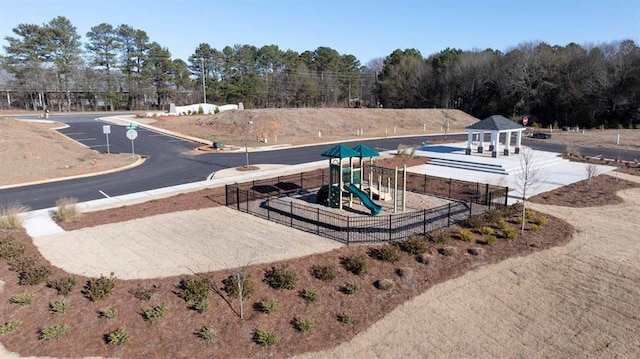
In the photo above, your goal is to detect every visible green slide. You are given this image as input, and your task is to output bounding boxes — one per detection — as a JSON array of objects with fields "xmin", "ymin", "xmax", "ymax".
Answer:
[{"xmin": 345, "ymin": 184, "xmax": 383, "ymax": 215}]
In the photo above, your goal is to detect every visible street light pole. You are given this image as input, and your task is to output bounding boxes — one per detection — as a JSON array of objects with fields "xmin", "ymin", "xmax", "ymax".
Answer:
[
  {"xmin": 201, "ymin": 57, "xmax": 206, "ymax": 104},
  {"xmin": 245, "ymin": 120, "xmax": 253, "ymax": 167}
]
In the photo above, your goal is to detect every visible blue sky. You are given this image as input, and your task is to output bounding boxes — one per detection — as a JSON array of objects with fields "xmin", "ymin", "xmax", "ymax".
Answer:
[{"xmin": 0, "ymin": 0, "xmax": 638, "ymax": 65}]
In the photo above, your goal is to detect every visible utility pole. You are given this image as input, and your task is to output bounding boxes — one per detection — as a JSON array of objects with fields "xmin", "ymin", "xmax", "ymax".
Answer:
[{"xmin": 201, "ymin": 57, "xmax": 206, "ymax": 104}]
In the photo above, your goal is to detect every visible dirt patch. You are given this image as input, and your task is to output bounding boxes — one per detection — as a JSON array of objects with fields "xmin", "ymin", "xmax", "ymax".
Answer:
[{"xmin": 0, "ymin": 118, "xmax": 136, "ymax": 187}]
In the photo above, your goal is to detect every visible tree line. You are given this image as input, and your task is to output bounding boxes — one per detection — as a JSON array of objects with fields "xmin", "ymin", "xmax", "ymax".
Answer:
[{"xmin": 1, "ymin": 16, "xmax": 638, "ymax": 128}]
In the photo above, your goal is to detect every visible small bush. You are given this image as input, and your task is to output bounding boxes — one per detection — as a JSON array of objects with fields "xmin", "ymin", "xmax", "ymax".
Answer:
[
  {"xmin": 84, "ymin": 273, "xmax": 116, "ymax": 301},
  {"xmin": 399, "ymin": 236, "xmax": 429, "ymax": 255},
  {"xmin": 465, "ymin": 214, "xmax": 486, "ymax": 229},
  {"xmin": 459, "ymin": 229, "xmax": 474, "ymax": 242},
  {"xmin": 0, "ymin": 202, "xmax": 28, "ymax": 230},
  {"xmin": 369, "ymin": 245, "xmax": 400, "ymax": 262},
  {"xmin": 257, "ymin": 298, "xmax": 278, "ymax": 314},
  {"xmin": 417, "ymin": 253, "xmax": 433, "ymax": 265},
  {"xmin": 340, "ymin": 282, "xmax": 363, "ymax": 295},
  {"xmin": 54, "ymin": 197, "xmax": 79, "ymax": 222},
  {"xmin": 48, "ymin": 277, "xmax": 77, "ymax": 296},
  {"xmin": 0, "ymin": 235, "xmax": 25, "ymax": 259},
  {"xmin": 106, "ymin": 327, "xmax": 129, "ymax": 345},
  {"xmin": 222, "ymin": 274, "xmax": 253, "ymax": 299},
  {"xmin": 263, "ymin": 265, "xmax": 298, "ymax": 290},
  {"xmin": 525, "ymin": 209, "xmax": 536, "ymax": 220},
  {"xmin": 299, "ymin": 289, "xmax": 319, "ymax": 304},
  {"xmin": 536, "ymin": 216, "xmax": 548, "ymax": 226},
  {"xmin": 438, "ymin": 247, "xmax": 456, "ymax": 256},
  {"xmin": 197, "ymin": 326, "xmax": 219, "ymax": 342},
  {"xmin": 515, "ymin": 216, "xmax": 523, "ymax": 224},
  {"xmin": 0, "ymin": 321, "xmax": 22, "ymax": 335},
  {"xmin": 99, "ymin": 307, "xmax": 117, "ymax": 319},
  {"xmin": 10, "ymin": 292, "xmax": 34, "ymax": 306},
  {"xmin": 253, "ymin": 329, "xmax": 279, "ymax": 347},
  {"xmin": 292, "ymin": 317, "xmax": 314, "ymax": 332},
  {"xmin": 309, "ymin": 264, "xmax": 336, "ymax": 281},
  {"xmin": 480, "ymin": 226, "xmax": 494, "ymax": 235},
  {"xmin": 485, "ymin": 235, "xmax": 498, "ymax": 245},
  {"xmin": 129, "ymin": 284, "xmax": 160, "ymax": 301},
  {"xmin": 340, "ymin": 254, "xmax": 368, "ymax": 275},
  {"xmin": 428, "ymin": 228, "xmax": 450, "ymax": 244},
  {"xmin": 193, "ymin": 298, "xmax": 210, "ymax": 313},
  {"xmin": 484, "ymin": 209, "xmax": 502, "ymax": 224},
  {"xmin": 498, "ymin": 219, "xmax": 510, "ymax": 230},
  {"xmin": 179, "ymin": 277, "xmax": 210, "ymax": 302},
  {"xmin": 142, "ymin": 304, "xmax": 168, "ymax": 322},
  {"xmin": 50, "ymin": 298, "xmax": 70, "ymax": 314},
  {"xmin": 337, "ymin": 312, "xmax": 355, "ymax": 324},
  {"xmin": 39, "ymin": 324, "xmax": 69, "ymax": 340},
  {"xmin": 504, "ymin": 228, "xmax": 518, "ymax": 239},
  {"xmin": 529, "ymin": 224, "xmax": 541, "ymax": 232},
  {"xmin": 375, "ymin": 279, "xmax": 395, "ymax": 291},
  {"xmin": 18, "ymin": 264, "xmax": 51, "ymax": 285}
]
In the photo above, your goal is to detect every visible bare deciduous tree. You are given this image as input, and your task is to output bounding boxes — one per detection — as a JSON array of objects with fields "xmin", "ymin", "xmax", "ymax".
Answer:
[
  {"xmin": 585, "ymin": 163, "xmax": 600, "ymax": 191},
  {"xmin": 515, "ymin": 148, "xmax": 545, "ymax": 234}
]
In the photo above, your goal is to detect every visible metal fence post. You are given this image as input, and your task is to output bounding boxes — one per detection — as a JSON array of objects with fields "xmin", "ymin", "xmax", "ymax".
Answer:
[
  {"xmin": 469, "ymin": 199, "xmax": 473, "ymax": 217},
  {"xmin": 316, "ymin": 208, "xmax": 320, "ymax": 235},
  {"xmin": 225, "ymin": 184, "xmax": 229, "ymax": 206},
  {"xmin": 423, "ymin": 209, "xmax": 427, "ymax": 237},
  {"xmin": 346, "ymin": 217, "xmax": 350, "ymax": 245},
  {"xmin": 448, "ymin": 178, "xmax": 452, "ymax": 198},
  {"xmin": 236, "ymin": 187, "xmax": 240, "ymax": 211},
  {"xmin": 389, "ymin": 215, "xmax": 392, "ymax": 242},
  {"xmin": 505, "ymin": 186, "xmax": 509, "ymax": 206},
  {"xmin": 485, "ymin": 183, "xmax": 490, "ymax": 205},
  {"xmin": 447, "ymin": 203, "xmax": 451, "ymax": 227}
]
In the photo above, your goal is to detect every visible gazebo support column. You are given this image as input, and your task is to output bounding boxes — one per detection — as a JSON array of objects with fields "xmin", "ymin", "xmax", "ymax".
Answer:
[
  {"xmin": 504, "ymin": 130, "xmax": 512, "ymax": 155},
  {"xmin": 515, "ymin": 131, "xmax": 522, "ymax": 154},
  {"xmin": 490, "ymin": 131, "xmax": 498, "ymax": 158},
  {"xmin": 478, "ymin": 131, "xmax": 484, "ymax": 153},
  {"xmin": 465, "ymin": 132, "xmax": 472, "ymax": 155}
]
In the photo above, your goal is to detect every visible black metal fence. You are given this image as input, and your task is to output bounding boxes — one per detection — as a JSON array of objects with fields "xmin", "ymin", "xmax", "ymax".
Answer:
[{"xmin": 225, "ymin": 168, "xmax": 509, "ymax": 245}]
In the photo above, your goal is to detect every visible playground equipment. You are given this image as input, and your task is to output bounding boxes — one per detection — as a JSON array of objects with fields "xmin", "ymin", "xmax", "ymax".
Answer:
[{"xmin": 319, "ymin": 143, "xmax": 406, "ymax": 215}]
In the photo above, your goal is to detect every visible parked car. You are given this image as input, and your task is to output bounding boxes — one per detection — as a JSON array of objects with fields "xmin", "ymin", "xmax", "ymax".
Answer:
[{"xmin": 531, "ymin": 132, "xmax": 552, "ymax": 139}]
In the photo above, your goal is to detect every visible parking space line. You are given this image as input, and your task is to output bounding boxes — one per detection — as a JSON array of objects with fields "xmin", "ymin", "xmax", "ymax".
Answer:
[{"xmin": 75, "ymin": 138, "xmax": 97, "ymax": 141}]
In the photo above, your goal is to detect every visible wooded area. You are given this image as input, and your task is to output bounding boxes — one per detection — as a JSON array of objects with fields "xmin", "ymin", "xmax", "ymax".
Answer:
[{"xmin": 1, "ymin": 16, "xmax": 638, "ymax": 128}]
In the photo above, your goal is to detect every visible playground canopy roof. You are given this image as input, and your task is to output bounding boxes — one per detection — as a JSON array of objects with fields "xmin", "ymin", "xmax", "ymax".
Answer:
[
  {"xmin": 352, "ymin": 144, "xmax": 380, "ymax": 158},
  {"xmin": 466, "ymin": 115, "xmax": 525, "ymax": 131},
  {"xmin": 321, "ymin": 144, "xmax": 360, "ymax": 159}
]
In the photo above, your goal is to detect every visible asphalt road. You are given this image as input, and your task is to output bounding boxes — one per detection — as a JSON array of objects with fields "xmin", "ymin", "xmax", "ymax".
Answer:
[{"xmin": 1, "ymin": 114, "xmax": 639, "ymax": 210}]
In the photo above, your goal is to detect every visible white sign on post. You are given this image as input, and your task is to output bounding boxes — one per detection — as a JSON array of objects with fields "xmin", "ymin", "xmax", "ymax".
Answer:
[
  {"xmin": 102, "ymin": 125, "xmax": 111, "ymax": 154},
  {"xmin": 126, "ymin": 129, "xmax": 138, "ymax": 157}
]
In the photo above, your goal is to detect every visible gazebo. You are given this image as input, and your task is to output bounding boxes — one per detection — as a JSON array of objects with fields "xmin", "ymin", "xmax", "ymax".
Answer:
[{"xmin": 465, "ymin": 115, "xmax": 526, "ymax": 157}]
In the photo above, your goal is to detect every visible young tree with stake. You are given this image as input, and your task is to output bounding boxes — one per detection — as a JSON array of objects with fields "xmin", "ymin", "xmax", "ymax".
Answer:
[{"xmin": 515, "ymin": 148, "xmax": 544, "ymax": 234}]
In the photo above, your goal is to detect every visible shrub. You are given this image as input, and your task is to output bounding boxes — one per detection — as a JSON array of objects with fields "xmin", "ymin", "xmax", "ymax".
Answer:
[
  {"xmin": 529, "ymin": 224, "xmax": 541, "ymax": 232},
  {"xmin": 369, "ymin": 245, "xmax": 400, "ymax": 262},
  {"xmin": 515, "ymin": 217, "xmax": 523, "ymax": 224},
  {"xmin": 0, "ymin": 321, "xmax": 22, "ymax": 335},
  {"xmin": 375, "ymin": 278, "xmax": 395, "ymax": 291},
  {"xmin": 0, "ymin": 202, "xmax": 28, "ymax": 230},
  {"xmin": 39, "ymin": 324, "xmax": 69, "ymax": 340},
  {"xmin": 504, "ymin": 228, "xmax": 518, "ymax": 239},
  {"xmin": 480, "ymin": 226, "xmax": 494, "ymax": 235},
  {"xmin": 106, "ymin": 327, "xmax": 129, "ymax": 345},
  {"xmin": 498, "ymin": 219, "xmax": 510, "ymax": 231},
  {"xmin": 486, "ymin": 235, "xmax": 498, "ymax": 246},
  {"xmin": 484, "ymin": 209, "xmax": 502, "ymax": 224},
  {"xmin": 417, "ymin": 253, "xmax": 433, "ymax": 265},
  {"xmin": 337, "ymin": 312, "xmax": 355, "ymax": 324},
  {"xmin": 263, "ymin": 265, "xmax": 298, "ymax": 290},
  {"xmin": 253, "ymin": 329, "xmax": 279, "ymax": 347},
  {"xmin": 50, "ymin": 298, "xmax": 70, "ymax": 314},
  {"xmin": 459, "ymin": 229, "xmax": 474, "ymax": 242},
  {"xmin": 11, "ymin": 256, "xmax": 51, "ymax": 285},
  {"xmin": 48, "ymin": 277, "xmax": 77, "ymax": 296},
  {"xmin": 197, "ymin": 326, "xmax": 219, "ymax": 342},
  {"xmin": 536, "ymin": 216, "xmax": 548, "ymax": 226},
  {"xmin": 54, "ymin": 197, "xmax": 79, "ymax": 222},
  {"xmin": 465, "ymin": 214, "xmax": 486, "ymax": 229},
  {"xmin": 99, "ymin": 307, "xmax": 117, "ymax": 319},
  {"xmin": 438, "ymin": 247, "xmax": 456, "ymax": 256},
  {"xmin": 340, "ymin": 254, "xmax": 368, "ymax": 275},
  {"xmin": 142, "ymin": 304, "xmax": 168, "ymax": 322},
  {"xmin": 84, "ymin": 273, "xmax": 116, "ymax": 301},
  {"xmin": 197, "ymin": 105, "xmax": 204, "ymax": 115},
  {"xmin": 257, "ymin": 298, "xmax": 278, "ymax": 314},
  {"xmin": 129, "ymin": 284, "xmax": 160, "ymax": 301},
  {"xmin": 309, "ymin": 264, "xmax": 336, "ymax": 281},
  {"xmin": 340, "ymin": 282, "xmax": 363, "ymax": 295},
  {"xmin": 299, "ymin": 289, "xmax": 319, "ymax": 304},
  {"xmin": 179, "ymin": 277, "xmax": 210, "ymax": 302},
  {"xmin": 193, "ymin": 298, "xmax": 210, "ymax": 313},
  {"xmin": 0, "ymin": 235, "xmax": 25, "ymax": 259},
  {"xmin": 525, "ymin": 209, "xmax": 536, "ymax": 220},
  {"xmin": 10, "ymin": 292, "xmax": 34, "ymax": 306},
  {"xmin": 428, "ymin": 228, "xmax": 450, "ymax": 244},
  {"xmin": 222, "ymin": 274, "xmax": 253, "ymax": 299},
  {"xmin": 292, "ymin": 317, "xmax": 314, "ymax": 332},
  {"xmin": 399, "ymin": 236, "xmax": 429, "ymax": 255}
]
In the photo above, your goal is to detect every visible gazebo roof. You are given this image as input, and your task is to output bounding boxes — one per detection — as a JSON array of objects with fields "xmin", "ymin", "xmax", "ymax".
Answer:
[
  {"xmin": 352, "ymin": 144, "xmax": 379, "ymax": 158},
  {"xmin": 321, "ymin": 143, "xmax": 360, "ymax": 159},
  {"xmin": 466, "ymin": 115, "xmax": 525, "ymax": 131}
]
